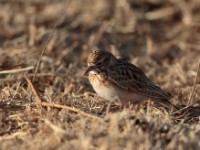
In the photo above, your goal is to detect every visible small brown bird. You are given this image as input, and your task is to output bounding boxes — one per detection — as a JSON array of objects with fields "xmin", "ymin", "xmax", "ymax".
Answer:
[{"xmin": 85, "ymin": 50, "xmax": 174, "ymax": 108}]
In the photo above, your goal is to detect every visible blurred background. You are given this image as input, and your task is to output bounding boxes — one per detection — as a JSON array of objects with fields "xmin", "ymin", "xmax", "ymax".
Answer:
[{"xmin": 0, "ymin": 0, "xmax": 200, "ymax": 61}]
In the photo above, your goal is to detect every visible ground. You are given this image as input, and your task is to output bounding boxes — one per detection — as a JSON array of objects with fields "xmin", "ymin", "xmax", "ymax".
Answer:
[{"xmin": 0, "ymin": 0, "xmax": 200, "ymax": 150}]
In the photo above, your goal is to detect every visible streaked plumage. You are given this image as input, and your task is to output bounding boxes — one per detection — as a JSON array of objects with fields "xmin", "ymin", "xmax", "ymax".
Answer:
[{"xmin": 85, "ymin": 50, "xmax": 174, "ymax": 107}]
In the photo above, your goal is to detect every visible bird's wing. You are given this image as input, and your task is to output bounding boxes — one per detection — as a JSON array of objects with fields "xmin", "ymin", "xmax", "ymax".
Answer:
[{"xmin": 108, "ymin": 60, "xmax": 172, "ymax": 100}]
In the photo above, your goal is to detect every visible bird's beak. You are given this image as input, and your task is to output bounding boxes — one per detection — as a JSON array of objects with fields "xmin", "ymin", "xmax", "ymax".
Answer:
[{"xmin": 84, "ymin": 66, "xmax": 95, "ymax": 75}]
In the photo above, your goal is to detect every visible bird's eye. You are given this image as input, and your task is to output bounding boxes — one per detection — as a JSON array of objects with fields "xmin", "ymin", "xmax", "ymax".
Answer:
[{"xmin": 96, "ymin": 62, "xmax": 102, "ymax": 66}]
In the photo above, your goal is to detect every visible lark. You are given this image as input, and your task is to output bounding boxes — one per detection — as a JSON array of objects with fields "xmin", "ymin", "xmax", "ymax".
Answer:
[{"xmin": 84, "ymin": 50, "xmax": 175, "ymax": 108}]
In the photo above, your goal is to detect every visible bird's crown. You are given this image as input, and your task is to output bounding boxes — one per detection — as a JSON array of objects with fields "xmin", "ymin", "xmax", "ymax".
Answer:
[{"xmin": 87, "ymin": 50, "xmax": 116, "ymax": 67}]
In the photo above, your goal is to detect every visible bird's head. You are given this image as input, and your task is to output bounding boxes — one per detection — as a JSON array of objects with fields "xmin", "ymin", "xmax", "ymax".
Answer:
[{"xmin": 84, "ymin": 50, "xmax": 117, "ymax": 75}]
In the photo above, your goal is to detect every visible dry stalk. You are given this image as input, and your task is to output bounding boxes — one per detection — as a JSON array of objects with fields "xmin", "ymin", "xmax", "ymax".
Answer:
[
  {"xmin": 44, "ymin": 119, "xmax": 77, "ymax": 139},
  {"xmin": 25, "ymin": 77, "xmax": 42, "ymax": 104},
  {"xmin": 0, "ymin": 132, "xmax": 27, "ymax": 141},
  {"xmin": 33, "ymin": 0, "xmax": 72, "ymax": 81},
  {"xmin": 187, "ymin": 59, "xmax": 200, "ymax": 105},
  {"xmin": 25, "ymin": 77, "xmax": 101, "ymax": 120},
  {"xmin": 0, "ymin": 66, "xmax": 34, "ymax": 74}
]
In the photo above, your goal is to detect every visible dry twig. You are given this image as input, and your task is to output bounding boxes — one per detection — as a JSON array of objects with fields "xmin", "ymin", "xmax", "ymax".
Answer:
[{"xmin": 25, "ymin": 77, "xmax": 101, "ymax": 120}]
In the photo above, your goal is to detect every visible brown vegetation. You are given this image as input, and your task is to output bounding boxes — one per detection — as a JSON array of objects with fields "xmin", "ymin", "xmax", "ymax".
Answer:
[{"xmin": 0, "ymin": 0, "xmax": 200, "ymax": 149}]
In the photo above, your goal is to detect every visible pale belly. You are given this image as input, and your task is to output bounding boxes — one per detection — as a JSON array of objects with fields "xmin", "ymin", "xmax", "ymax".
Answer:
[
  {"xmin": 89, "ymin": 74, "xmax": 146, "ymax": 104},
  {"xmin": 91, "ymin": 78, "xmax": 120, "ymax": 102}
]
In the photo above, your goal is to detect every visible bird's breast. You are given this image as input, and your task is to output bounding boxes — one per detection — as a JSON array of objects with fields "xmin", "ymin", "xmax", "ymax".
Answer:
[{"xmin": 88, "ymin": 73, "xmax": 121, "ymax": 102}]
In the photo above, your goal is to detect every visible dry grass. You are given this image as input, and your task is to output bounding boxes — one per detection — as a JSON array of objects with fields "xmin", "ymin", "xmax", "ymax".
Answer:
[{"xmin": 0, "ymin": 0, "xmax": 200, "ymax": 149}]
